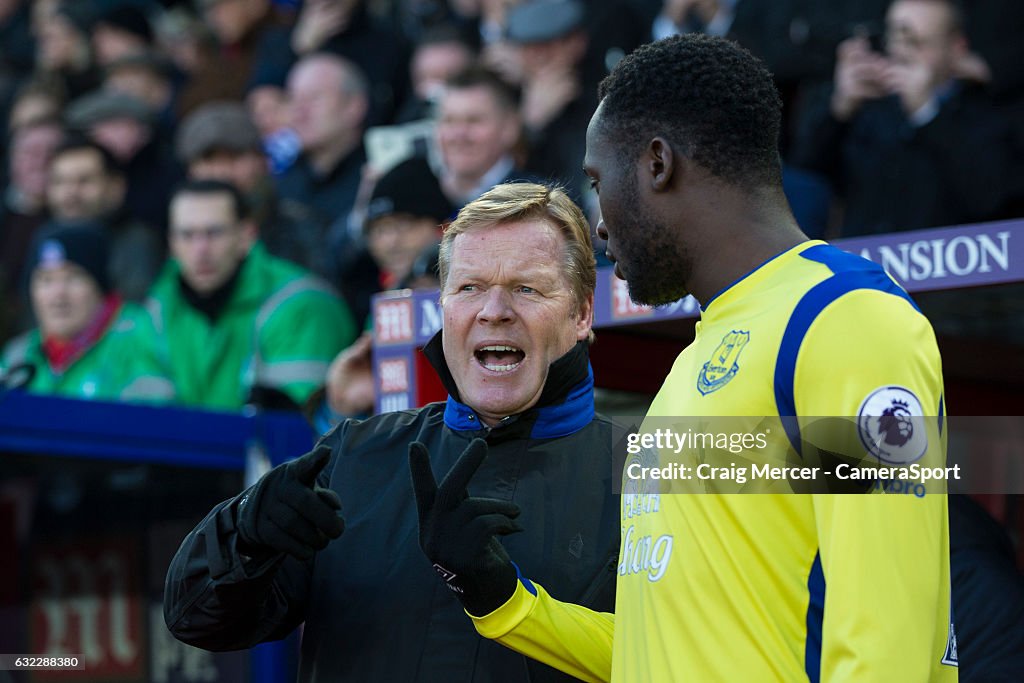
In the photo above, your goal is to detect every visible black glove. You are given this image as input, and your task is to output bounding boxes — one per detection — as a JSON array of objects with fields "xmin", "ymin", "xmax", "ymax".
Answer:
[
  {"xmin": 409, "ymin": 438, "xmax": 522, "ymax": 616},
  {"xmin": 236, "ymin": 445, "xmax": 345, "ymax": 561}
]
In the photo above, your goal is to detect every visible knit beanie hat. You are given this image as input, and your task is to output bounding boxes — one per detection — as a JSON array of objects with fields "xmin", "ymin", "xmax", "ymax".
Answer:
[
  {"xmin": 28, "ymin": 223, "xmax": 112, "ymax": 293},
  {"xmin": 365, "ymin": 157, "xmax": 454, "ymax": 227}
]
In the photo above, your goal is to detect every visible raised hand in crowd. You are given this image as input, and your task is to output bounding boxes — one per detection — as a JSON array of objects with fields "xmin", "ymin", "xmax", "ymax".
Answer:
[
  {"xmin": 880, "ymin": 1, "xmax": 970, "ymax": 116},
  {"xmin": 951, "ymin": 50, "xmax": 992, "ymax": 86},
  {"xmin": 481, "ymin": 40, "xmax": 524, "ymax": 85},
  {"xmin": 291, "ymin": 0, "xmax": 355, "ymax": 55},
  {"xmin": 326, "ymin": 333, "xmax": 375, "ymax": 417},
  {"xmin": 521, "ymin": 62, "xmax": 580, "ymax": 130},
  {"xmin": 881, "ymin": 55, "xmax": 941, "ymax": 115},
  {"xmin": 830, "ymin": 36, "xmax": 889, "ymax": 121}
]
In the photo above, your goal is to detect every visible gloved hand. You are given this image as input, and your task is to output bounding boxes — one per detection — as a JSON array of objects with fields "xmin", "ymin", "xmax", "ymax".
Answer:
[
  {"xmin": 409, "ymin": 438, "xmax": 522, "ymax": 616},
  {"xmin": 236, "ymin": 445, "xmax": 345, "ymax": 561}
]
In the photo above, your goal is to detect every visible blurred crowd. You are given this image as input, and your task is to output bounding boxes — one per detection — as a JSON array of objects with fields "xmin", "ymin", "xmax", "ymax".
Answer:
[{"xmin": 1, "ymin": 0, "xmax": 1023, "ymax": 419}]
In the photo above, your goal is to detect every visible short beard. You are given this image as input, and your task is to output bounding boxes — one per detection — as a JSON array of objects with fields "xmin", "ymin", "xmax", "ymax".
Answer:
[
  {"xmin": 624, "ymin": 233, "xmax": 691, "ymax": 306},
  {"xmin": 618, "ymin": 179, "xmax": 691, "ymax": 306}
]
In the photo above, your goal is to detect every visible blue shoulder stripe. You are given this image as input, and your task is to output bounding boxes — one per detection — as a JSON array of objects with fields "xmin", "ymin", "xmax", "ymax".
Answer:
[{"xmin": 774, "ymin": 245, "xmax": 917, "ymax": 455}]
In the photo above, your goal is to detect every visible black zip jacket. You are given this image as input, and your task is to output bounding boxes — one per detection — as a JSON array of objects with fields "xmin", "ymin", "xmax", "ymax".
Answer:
[{"xmin": 164, "ymin": 335, "xmax": 619, "ymax": 681}]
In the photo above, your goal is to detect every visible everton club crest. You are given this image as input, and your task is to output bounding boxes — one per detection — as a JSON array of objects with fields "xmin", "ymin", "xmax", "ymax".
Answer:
[{"xmin": 697, "ymin": 330, "xmax": 750, "ymax": 395}]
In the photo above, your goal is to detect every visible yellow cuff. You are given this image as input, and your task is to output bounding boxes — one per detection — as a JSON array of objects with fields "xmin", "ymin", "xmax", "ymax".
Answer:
[{"xmin": 469, "ymin": 578, "xmax": 542, "ymax": 639}]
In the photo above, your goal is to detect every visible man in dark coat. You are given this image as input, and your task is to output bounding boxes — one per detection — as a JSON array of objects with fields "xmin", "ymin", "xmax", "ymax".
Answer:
[
  {"xmin": 792, "ymin": 0, "xmax": 1018, "ymax": 235},
  {"xmin": 164, "ymin": 182, "xmax": 620, "ymax": 681}
]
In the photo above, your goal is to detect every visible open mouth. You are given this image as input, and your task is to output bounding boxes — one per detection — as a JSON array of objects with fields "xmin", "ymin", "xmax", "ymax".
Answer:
[{"xmin": 474, "ymin": 345, "xmax": 526, "ymax": 373}]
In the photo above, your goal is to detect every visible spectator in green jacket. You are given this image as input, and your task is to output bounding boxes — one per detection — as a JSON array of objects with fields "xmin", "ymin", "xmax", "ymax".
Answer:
[
  {"xmin": 145, "ymin": 179, "xmax": 357, "ymax": 412},
  {"xmin": 0, "ymin": 224, "xmax": 175, "ymax": 402}
]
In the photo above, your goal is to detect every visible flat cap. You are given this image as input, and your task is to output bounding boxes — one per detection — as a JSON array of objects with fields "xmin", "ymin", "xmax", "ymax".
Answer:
[
  {"xmin": 506, "ymin": 0, "xmax": 584, "ymax": 43},
  {"xmin": 175, "ymin": 101, "xmax": 264, "ymax": 163},
  {"xmin": 65, "ymin": 91, "xmax": 153, "ymax": 129}
]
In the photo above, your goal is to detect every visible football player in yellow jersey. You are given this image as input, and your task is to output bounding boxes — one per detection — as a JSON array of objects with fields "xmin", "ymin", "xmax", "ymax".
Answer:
[{"xmin": 410, "ymin": 33, "xmax": 957, "ymax": 682}]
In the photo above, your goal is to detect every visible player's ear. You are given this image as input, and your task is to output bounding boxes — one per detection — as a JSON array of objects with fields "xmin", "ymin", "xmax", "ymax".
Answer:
[{"xmin": 647, "ymin": 137, "xmax": 674, "ymax": 192}]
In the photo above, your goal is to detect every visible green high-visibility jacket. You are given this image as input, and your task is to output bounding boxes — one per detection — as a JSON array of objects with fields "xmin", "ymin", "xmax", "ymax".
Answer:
[
  {"xmin": 0, "ymin": 303, "xmax": 175, "ymax": 402},
  {"xmin": 145, "ymin": 242, "xmax": 356, "ymax": 411}
]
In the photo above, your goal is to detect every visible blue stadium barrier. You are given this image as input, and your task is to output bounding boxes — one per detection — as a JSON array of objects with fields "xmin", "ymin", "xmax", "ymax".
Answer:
[{"xmin": 0, "ymin": 391, "xmax": 314, "ymax": 683}]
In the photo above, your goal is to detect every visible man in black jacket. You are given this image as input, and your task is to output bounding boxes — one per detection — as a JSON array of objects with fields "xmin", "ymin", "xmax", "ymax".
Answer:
[
  {"xmin": 948, "ymin": 495, "xmax": 1024, "ymax": 683},
  {"xmin": 164, "ymin": 182, "xmax": 619, "ymax": 681},
  {"xmin": 792, "ymin": 0, "xmax": 1018, "ymax": 235}
]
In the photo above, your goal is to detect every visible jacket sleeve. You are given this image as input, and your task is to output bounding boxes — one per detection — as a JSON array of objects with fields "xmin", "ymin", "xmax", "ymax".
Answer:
[
  {"xmin": 471, "ymin": 579, "xmax": 615, "ymax": 683},
  {"xmin": 257, "ymin": 283, "xmax": 357, "ymax": 408},
  {"xmin": 162, "ymin": 492, "xmax": 313, "ymax": 651},
  {"xmin": 911, "ymin": 91, "xmax": 1014, "ymax": 223}
]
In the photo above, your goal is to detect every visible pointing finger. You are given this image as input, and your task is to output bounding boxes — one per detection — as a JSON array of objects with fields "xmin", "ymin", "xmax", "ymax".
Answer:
[
  {"xmin": 409, "ymin": 441, "xmax": 438, "ymax": 519},
  {"xmin": 436, "ymin": 439, "xmax": 489, "ymax": 510},
  {"xmin": 291, "ymin": 445, "xmax": 333, "ymax": 487}
]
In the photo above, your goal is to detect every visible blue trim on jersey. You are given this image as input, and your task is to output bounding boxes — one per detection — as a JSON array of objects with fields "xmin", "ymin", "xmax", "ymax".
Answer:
[
  {"xmin": 443, "ymin": 364, "xmax": 595, "ymax": 439},
  {"xmin": 774, "ymin": 245, "xmax": 918, "ymax": 455},
  {"xmin": 511, "ymin": 561, "xmax": 538, "ymax": 597},
  {"xmin": 799, "ymin": 245, "xmax": 919, "ymax": 312},
  {"xmin": 702, "ymin": 242, "xmax": 803, "ymax": 312},
  {"xmin": 805, "ymin": 552, "xmax": 826, "ymax": 683},
  {"xmin": 942, "ymin": 592, "xmax": 958, "ymax": 666},
  {"xmin": 938, "ymin": 394, "xmax": 945, "ymax": 437}
]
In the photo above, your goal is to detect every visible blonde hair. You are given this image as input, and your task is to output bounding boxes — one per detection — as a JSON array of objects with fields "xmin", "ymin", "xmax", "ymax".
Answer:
[{"xmin": 439, "ymin": 183, "xmax": 596, "ymax": 315}]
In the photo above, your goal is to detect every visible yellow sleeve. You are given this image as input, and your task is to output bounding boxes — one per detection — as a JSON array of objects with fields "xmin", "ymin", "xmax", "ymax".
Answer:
[
  {"xmin": 796, "ymin": 289, "xmax": 956, "ymax": 682},
  {"xmin": 810, "ymin": 493, "xmax": 952, "ymax": 681},
  {"xmin": 470, "ymin": 579, "xmax": 615, "ymax": 683},
  {"xmin": 795, "ymin": 287, "xmax": 945, "ymax": 424}
]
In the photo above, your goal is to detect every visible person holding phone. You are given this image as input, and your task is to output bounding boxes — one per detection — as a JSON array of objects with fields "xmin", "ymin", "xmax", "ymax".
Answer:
[{"xmin": 793, "ymin": 0, "xmax": 1018, "ymax": 236}]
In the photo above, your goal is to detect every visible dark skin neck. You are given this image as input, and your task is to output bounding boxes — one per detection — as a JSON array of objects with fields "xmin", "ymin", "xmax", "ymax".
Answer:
[{"xmin": 678, "ymin": 180, "xmax": 807, "ymax": 306}]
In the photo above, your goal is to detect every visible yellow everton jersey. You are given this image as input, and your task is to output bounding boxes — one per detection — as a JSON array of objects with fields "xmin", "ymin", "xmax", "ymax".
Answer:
[{"xmin": 473, "ymin": 241, "xmax": 957, "ymax": 682}]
